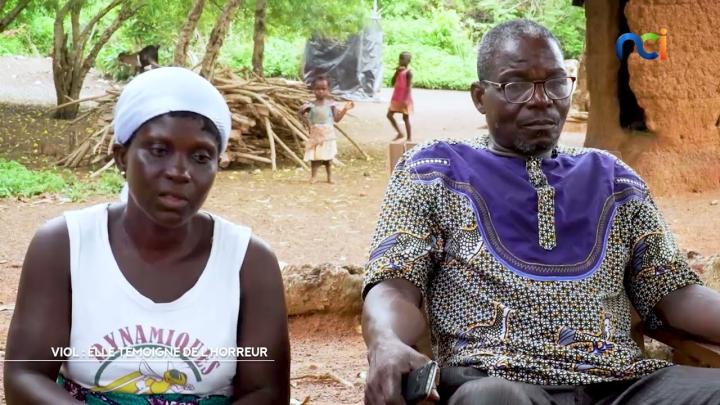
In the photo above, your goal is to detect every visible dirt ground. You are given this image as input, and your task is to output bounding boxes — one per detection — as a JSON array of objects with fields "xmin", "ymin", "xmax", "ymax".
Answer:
[{"xmin": 0, "ymin": 57, "xmax": 719, "ymax": 404}]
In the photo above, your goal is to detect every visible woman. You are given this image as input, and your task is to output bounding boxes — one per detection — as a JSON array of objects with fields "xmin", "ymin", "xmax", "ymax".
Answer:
[{"xmin": 4, "ymin": 67, "xmax": 290, "ymax": 404}]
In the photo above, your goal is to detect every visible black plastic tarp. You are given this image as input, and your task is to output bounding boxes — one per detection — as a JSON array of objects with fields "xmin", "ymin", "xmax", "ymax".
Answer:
[{"xmin": 302, "ymin": 20, "xmax": 383, "ymax": 101}]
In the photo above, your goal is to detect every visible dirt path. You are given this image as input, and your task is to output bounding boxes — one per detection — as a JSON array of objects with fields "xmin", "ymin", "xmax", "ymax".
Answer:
[
  {"xmin": 1, "ymin": 155, "xmax": 719, "ymax": 404},
  {"xmin": 0, "ymin": 56, "xmax": 111, "ymax": 106}
]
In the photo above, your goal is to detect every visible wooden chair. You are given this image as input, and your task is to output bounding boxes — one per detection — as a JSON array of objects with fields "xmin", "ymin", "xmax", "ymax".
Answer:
[{"xmin": 636, "ymin": 312, "xmax": 720, "ymax": 368}]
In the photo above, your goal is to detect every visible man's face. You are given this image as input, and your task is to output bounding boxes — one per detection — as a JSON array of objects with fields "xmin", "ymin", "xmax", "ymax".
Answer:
[{"xmin": 471, "ymin": 36, "xmax": 571, "ymax": 156}]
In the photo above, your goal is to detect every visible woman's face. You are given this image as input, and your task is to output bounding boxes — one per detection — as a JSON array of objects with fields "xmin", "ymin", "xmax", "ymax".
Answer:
[{"xmin": 115, "ymin": 114, "xmax": 220, "ymax": 227}]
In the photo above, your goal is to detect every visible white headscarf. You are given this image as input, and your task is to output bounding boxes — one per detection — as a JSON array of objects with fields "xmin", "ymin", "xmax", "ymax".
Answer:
[
  {"xmin": 114, "ymin": 66, "xmax": 231, "ymax": 150},
  {"xmin": 114, "ymin": 67, "xmax": 231, "ymax": 202}
]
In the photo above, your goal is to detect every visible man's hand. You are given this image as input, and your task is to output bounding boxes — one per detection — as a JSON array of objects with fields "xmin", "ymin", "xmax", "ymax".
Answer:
[{"xmin": 365, "ymin": 338, "xmax": 438, "ymax": 405}]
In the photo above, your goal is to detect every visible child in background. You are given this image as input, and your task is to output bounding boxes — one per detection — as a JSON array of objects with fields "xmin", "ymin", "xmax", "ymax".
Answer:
[
  {"xmin": 387, "ymin": 51, "xmax": 413, "ymax": 142},
  {"xmin": 299, "ymin": 74, "xmax": 354, "ymax": 184}
]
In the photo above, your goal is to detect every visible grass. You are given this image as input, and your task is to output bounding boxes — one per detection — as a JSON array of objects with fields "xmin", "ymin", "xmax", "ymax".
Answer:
[{"xmin": 0, "ymin": 159, "xmax": 124, "ymax": 200}]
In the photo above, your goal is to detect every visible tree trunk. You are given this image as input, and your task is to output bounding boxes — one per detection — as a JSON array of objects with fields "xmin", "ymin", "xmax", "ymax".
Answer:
[
  {"xmin": 252, "ymin": 0, "xmax": 267, "ymax": 76},
  {"xmin": 0, "ymin": 0, "xmax": 30, "ymax": 33},
  {"xmin": 173, "ymin": 0, "xmax": 206, "ymax": 66},
  {"xmin": 52, "ymin": 0, "xmax": 139, "ymax": 119},
  {"xmin": 199, "ymin": 0, "xmax": 243, "ymax": 79}
]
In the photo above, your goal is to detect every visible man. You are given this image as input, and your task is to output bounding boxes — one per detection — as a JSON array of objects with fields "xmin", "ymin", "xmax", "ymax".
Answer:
[{"xmin": 362, "ymin": 20, "xmax": 720, "ymax": 405}]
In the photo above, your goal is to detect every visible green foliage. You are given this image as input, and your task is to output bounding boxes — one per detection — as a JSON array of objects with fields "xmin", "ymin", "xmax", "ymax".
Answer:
[
  {"xmin": 0, "ymin": 0, "xmax": 585, "ymax": 90},
  {"xmin": 91, "ymin": 169, "xmax": 125, "ymax": 195},
  {"xmin": 0, "ymin": 32, "xmax": 26, "ymax": 55},
  {"xmin": 538, "ymin": 0, "xmax": 585, "ymax": 58},
  {"xmin": 0, "ymin": 159, "xmax": 124, "ymax": 200},
  {"xmin": 382, "ymin": 8, "xmax": 476, "ymax": 89},
  {"xmin": 383, "ymin": 9, "xmax": 472, "ymax": 56},
  {"xmin": 265, "ymin": 0, "xmax": 367, "ymax": 40},
  {"xmin": 384, "ymin": 44, "xmax": 475, "ymax": 90},
  {"xmin": 380, "ymin": 0, "xmax": 585, "ymax": 89},
  {"xmin": 221, "ymin": 30, "xmax": 304, "ymax": 79},
  {"xmin": 0, "ymin": 159, "xmax": 67, "ymax": 198},
  {"xmin": 461, "ymin": 0, "xmax": 586, "ymax": 58},
  {"xmin": 0, "ymin": 6, "xmax": 54, "ymax": 56}
]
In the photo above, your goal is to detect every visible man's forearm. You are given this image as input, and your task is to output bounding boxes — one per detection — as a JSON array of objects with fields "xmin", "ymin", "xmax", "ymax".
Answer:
[
  {"xmin": 658, "ymin": 284, "xmax": 720, "ymax": 343},
  {"xmin": 362, "ymin": 279, "xmax": 428, "ymax": 350}
]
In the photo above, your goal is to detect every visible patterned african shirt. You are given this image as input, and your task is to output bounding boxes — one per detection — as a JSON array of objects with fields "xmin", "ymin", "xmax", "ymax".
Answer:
[{"xmin": 363, "ymin": 135, "xmax": 703, "ymax": 385}]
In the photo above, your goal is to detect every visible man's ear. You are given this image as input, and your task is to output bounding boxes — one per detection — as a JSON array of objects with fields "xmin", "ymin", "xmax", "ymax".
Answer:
[
  {"xmin": 112, "ymin": 143, "xmax": 128, "ymax": 176},
  {"xmin": 470, "ymin": 81, "xmax": 487, "ymax": 114}
]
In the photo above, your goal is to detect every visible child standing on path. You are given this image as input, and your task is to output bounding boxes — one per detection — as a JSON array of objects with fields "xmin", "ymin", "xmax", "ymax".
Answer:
[
  {"xmin": 299, "ymin": 75, "xmax": 354, "ymax": 184},
  {"xmin": 387, "ymin": 51, "xmax": 413, "ymax": 142}
]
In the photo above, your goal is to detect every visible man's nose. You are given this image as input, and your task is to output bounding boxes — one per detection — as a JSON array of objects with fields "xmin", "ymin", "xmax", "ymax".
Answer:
[{"xmin": 527, "ymin": 82, "xmax": 552, "ymax": 107}]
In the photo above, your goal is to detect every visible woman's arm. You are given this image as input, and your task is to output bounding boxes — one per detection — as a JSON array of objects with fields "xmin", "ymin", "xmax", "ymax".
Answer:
[
  {"xmin": 4, "ymin": 217, "xmax": 81, "ymax": 404},
  {"xmin": 231, "ymin": 236, "xmax": 290, "ymax": 405}
]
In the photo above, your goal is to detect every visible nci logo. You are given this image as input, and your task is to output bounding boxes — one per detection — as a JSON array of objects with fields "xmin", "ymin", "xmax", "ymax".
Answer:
[{"xmin": 615, "ymin": 28, "xmax": 667, "ymax": 60}]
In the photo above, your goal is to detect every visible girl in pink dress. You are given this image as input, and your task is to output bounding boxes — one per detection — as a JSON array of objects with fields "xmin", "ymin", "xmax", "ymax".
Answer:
[{"xmin": 387, "ymin": 52, "xmax": 413, "ymax": 141}]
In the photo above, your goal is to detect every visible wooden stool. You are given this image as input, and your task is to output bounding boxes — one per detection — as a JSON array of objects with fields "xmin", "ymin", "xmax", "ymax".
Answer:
[{"xmin": 388, "ymin": 141, "xmax": 417, "ymax": 173}]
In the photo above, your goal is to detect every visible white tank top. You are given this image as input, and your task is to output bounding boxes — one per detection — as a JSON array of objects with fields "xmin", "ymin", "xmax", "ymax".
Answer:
[{"xmin": 60, "ymin": 204, "xmax": 250, "ymax": 397}]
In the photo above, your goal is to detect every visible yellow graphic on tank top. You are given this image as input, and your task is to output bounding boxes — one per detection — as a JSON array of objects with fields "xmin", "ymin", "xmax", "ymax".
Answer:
[{"xmin": 92, "ymin": 361, "xmax": 195, "ymax": 394}]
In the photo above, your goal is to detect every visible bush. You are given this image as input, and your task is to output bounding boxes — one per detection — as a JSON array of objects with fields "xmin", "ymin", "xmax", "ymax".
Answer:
[
  {"xmin": 384, "ymin": 44, "xmax": 475, "ymax": 90},
  {"xmin": 382, "ymin": 8, "xmax": 476, "ymax": 90},
  {"xmin": 26, "ymin": 13, "xmax": 54, "ymax": 54},
  {"xmin": 0, "ymin": 33, "xmax": 27, "ymax": 56},
  {"xmin": 0, "ymin": 159, "xmax": 68, "ymax": 198},
  {"xmin": 0, "ymin": 159, "xmax": 124, "ymax": 200}
]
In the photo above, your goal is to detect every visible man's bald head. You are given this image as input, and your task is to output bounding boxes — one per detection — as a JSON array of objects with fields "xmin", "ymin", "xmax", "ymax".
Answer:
[{"xmin": 477, "ymin": 19, "xmax": 563, "ymax": 82}]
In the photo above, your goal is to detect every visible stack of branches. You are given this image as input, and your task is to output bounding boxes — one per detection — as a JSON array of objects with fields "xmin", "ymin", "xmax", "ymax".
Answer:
[{"xmin": 55, "ymin": 67, "xmax": 369, "ymax": 176}]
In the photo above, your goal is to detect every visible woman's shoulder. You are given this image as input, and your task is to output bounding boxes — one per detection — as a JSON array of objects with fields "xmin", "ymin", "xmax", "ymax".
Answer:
[
  {"xmin": 241, "ymin": 235, "xmax": 281, "ymax": 280},
  {"xmin": 33, "ymin": 215, "xmax": 70, "ymax": 244},
  {"xmin": 203, "ymin": 215, "xmax": 274, "ymax": 261},
  {"xmin": 63, "ymin": 202, "xmax": 110, "ymax": 220},
  {"xmin": 24, "ymin": 215, "xmax": 71, "ymax": 273},
  {"xmin": 205, "ymin": 212, "xmax": 278, "ymax": 272},
  {"xmin": 205, "ymin": 211, "xmax": 251, "ymax": 233},
  {"xmin": 33, "ymin": 203, "xmax": 108, "ymax": 242}
]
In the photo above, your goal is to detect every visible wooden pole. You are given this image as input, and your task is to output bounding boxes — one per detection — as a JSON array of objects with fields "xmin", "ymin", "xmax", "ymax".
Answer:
[
  {"xmin": 334, "ymin": 125, "xmax": 370, "ymax": 160},
  {"xmin": 89, "ymin": 158, "xmax": 115, "ymax": 178},
  {"xmin": 233, "ymin": 152, "xmax": 272, "ymax": 164},
  {"xmin": 273, "ymin": 132, "xmax": 308, "ymax": 170},
  {"xmin": 279, "ymin": 115, "xmax": 309, "ymax": 142},
  {"xmin": 92, "ymin": 123, "xmax": 113, "ymax": 155},
  {"xmin": 264, "ymin": 116, "xmax": 277, "ymax": 171},
  {"xmin": 51, "ymin": 93, "xmax": 111, "ymax": 111}
]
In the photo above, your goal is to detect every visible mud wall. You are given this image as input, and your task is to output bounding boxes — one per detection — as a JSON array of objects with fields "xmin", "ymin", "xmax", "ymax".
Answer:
[{"xmin": 583, "ymin": 0, "xmax": 720, "ymax": 195}]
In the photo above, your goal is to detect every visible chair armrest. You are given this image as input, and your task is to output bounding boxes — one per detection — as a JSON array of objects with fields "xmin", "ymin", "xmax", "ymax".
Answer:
[{"xmin": 645, "ymin": 327, "xmax": 720, "ymax": 368}]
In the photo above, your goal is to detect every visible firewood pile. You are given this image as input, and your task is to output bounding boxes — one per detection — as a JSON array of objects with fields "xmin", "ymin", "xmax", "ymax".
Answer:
[{"xmin": 55, "ymin": 68, "xmax": 368, "ymax": 175}]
